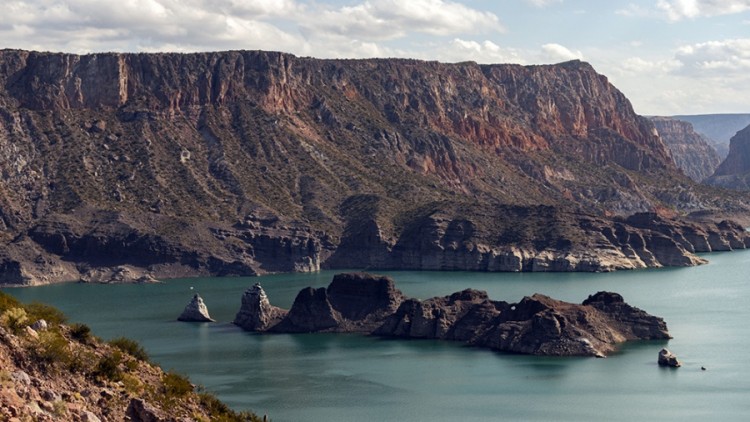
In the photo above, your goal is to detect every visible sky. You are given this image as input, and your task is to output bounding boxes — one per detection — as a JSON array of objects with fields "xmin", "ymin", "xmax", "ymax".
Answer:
[{"xmin": 2, "ymin": 0, "xmax": 749, "ymax": 115}]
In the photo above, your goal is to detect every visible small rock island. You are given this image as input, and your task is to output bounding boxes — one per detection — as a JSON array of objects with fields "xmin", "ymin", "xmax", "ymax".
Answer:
[
  {"xmin": 234, "ymin": 272, "xmax": 670, "ymax": 357},
  {"xmin": 178, "ymin": 294, "xmax": 215, "ymax": 322}
]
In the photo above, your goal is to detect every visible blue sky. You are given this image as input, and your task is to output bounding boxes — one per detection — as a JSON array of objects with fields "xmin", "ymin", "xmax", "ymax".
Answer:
[{"xmin": 3, "ymin": 0, "xmax": 749, "ymax": 115}]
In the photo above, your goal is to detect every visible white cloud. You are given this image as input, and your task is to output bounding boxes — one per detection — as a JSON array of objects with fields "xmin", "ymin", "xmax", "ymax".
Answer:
[
  {"xmin": 619, "ymin": 0, "xmax": 750, "ymax": 21},
  {"xmin": 432, "ymin": 39, "xmax": 525, "ymax": 64},
  {"xmin": 539, "ymin": 43, "xmax": 583, "ymax": 63},
  {"xmin": 675, "ymin": 38, "xmax": 750, "ymax": 75},
  {"xmin": 525, "ymin": 0, "xmax": 562, "ymax": 7},
  {"xmin": 305, "ymin": 0, "xmax": 502, "ymax": 41},
  {"xmin": 657, "ymin": 0, "xmax": 750, "ymax": 20},
  {"xmin": 620, "ymin": 57, "xmax": 682, "ymax": 73},
  {"xmin": 0, "ymin": 0, "xmax": 503, "ymax": 56}
]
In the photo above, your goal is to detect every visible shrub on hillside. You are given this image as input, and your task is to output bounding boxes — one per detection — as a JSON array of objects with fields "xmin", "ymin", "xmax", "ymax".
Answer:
[
  {"xmin": 1, "ymin": 307, "xmax": 29, "ymax": 334},
  {"xmin": 109, "ymin": 337, "xmax": 149, "ymax": 362},
  {"xmin": 24, "ymin": 302, "xmax": 67, "ymax": 326}
]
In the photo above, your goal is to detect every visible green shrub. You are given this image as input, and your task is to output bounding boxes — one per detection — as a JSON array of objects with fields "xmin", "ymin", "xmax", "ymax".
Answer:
[
  {"xmin": 108, "ymin": 337, "xmax": 149, "ymax": 362},
  {"xmin": 24, "ymin": 302, "xmax": 67, "ymax": 326},
  {"xmin": 0, "ymin": 291, "xmax": 22, "ymax": 314},
  {"xmin": 162, "ymin": 371, "xmax": 193, "ymax": 398},
  {"xmin": 198, "ymin": 392, "xmax": 265, "ymax": 422},
  {"xmin": 67, "ymin": 347, "xmax": 98, "ymax": 374},
  {"xmin": 121, "ymin": 373, "xmax": 143, "ymax": 394},
  {"xmin": 33, "ymin": 331, "xmax": 73, "ymax": 369},
  {"xmin": 1, "ymin": 307, "xmax": 29, "ymax": 334},
  {"xmin": 94, "ymin": 350, "xmax": 123, "ymax": 381},
  {"xmin": 52, "ymin": 400, "xmax": 68, "ymax": 418},
  {"xmin": 69, "ymin": 323, "xmax": 92, "ymax": 343}
]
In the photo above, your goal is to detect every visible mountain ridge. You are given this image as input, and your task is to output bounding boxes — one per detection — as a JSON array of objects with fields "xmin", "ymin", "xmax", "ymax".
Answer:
[{"xmin": 1, "ymin": 49, "xmax": 748, "ymax": 285}]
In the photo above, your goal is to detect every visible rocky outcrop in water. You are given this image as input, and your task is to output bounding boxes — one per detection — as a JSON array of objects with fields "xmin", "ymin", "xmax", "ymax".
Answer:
[
  {"xmin": 177, "ymin": 293, "xmax": 214, "ymax": 322},
  {"xmin": 1, "ymin": 49, "xmax": 749, "ymax": 285},
  {"xmin": 236, "ymin": 273, "xmax": 670, "ymax": 357},
  {"xmin": 233, "ymin": 283, "xmax": 287, "ymax": 331},
  {"xmin": 650, "ymin": 117, "xmax": 721, "ymax": 182},
  {"xmin": 658, "ymin": 348, "xmax": 681, "ymax": 367}
]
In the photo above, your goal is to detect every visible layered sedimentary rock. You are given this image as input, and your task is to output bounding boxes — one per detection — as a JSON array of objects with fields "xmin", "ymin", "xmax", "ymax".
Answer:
[
  {"xmin": 705, "ymin": 125, "xmax": 750, "ymax": 190},
  {"xmin": 1, "ymin": 49, "xmax": 749, "ymax": 285},
  {"xmin": 177, "ymin": 293, "xmax": 214, "ymax": 322},
  {"xmin": 236, "ymin": 273, "xmax": 670, "ymax": 357},
  {"xmin": 650, "ymin": 117, "xmax": 721, "ymax": 182}
]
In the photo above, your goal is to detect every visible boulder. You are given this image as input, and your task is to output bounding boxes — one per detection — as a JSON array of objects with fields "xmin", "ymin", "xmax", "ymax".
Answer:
[
  {"xmin": 31, "ymin": 319, "xmax": 48, "ymax": 331},
  {"xmin": 126, "ymin": 398, "xmax": 168, "ymax": 422},
  {"xmin": 658, "ymin": 348, "xmax": 681, "ymax": 367},
  {"xmin": 177, "ymin": 294, "xmax": 214, "ymax": 322}
]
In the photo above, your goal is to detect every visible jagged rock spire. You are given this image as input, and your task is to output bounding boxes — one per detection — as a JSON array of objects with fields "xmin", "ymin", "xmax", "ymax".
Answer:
[
  {"xmin": 233, "ymin": 283, "xmax": 287, "ymax": 331},
  {"xmin": 177, "ymin": 294, "xmax": 215, "ymax": 322}
]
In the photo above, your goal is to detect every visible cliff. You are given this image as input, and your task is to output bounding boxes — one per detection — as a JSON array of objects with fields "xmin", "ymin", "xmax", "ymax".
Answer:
[
  {"xmin": 650, "ymin": 117, "xmax": 721, "ymax": 182},
  {"xmin": 705, "ymin": 124, "xmax": 750, "ymax": 190},
  {"xmin": 0, "ymin": 49, "xmax": 749, "ymax": 284},
  {"xmin": 235, "ymin": 273, "xmax": 670, "ymax": 357}
]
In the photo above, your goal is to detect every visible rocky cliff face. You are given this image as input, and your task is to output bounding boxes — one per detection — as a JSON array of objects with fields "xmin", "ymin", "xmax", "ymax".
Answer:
[
  {"xmin": 0, "ymin": 49, "xmax": 748, "ymax": 284},
  {"xmin": 650, "ymin": 117, "xmax": 721, "ymax": 182},
  {"xmin": 705, "ymin": 125, "xmax": 750, "ymax": 190},
  {"xmin": 235, "ymin": 273, "xmax": 670, "ymax": 357}
]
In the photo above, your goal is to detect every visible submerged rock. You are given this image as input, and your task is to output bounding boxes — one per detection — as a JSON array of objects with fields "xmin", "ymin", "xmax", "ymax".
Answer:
[
  {"xmin": 177, "ymin": 294, "xmax": 214, "ymax": 322},
  {"xmin": 658, "ymin": 348, "xmax": 681, "ymax": 367},
  {"xmin": 235, "ymin": 272, "xmax": 671, "ymax": 357}
]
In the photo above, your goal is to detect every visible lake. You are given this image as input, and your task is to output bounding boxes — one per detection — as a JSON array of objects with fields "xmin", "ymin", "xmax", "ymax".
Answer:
[{"xmin": 4, "ymin": 249, "xmax": 750, "ymax": 421}]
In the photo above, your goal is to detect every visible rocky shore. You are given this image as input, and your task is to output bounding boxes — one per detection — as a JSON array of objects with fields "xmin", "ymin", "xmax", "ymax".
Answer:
[{"xmin": 235, "ymin": 273, "xmax": 670, "ymax": 357}]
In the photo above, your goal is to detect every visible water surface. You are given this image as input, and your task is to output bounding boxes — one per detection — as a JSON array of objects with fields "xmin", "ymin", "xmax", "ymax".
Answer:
[{"xmin": 4, "ymin": 250, "xmax": 750, "ymax": 421}]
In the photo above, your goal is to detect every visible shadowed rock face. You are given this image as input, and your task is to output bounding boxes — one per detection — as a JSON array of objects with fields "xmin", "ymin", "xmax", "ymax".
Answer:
[
  {"xmin": 706, "ymin": 125, "xmax": 750, "ymax": 190},
  {"xmin": 1, "ymin": 50, "xmax": 749, "ymax": 285},
  {"xmin": 236, "ymin": 273, "xmax": 670, "ymax": 357},
  {"xmin": 650, "ymin": 117, "xmax": 721, "ymax": 182}
]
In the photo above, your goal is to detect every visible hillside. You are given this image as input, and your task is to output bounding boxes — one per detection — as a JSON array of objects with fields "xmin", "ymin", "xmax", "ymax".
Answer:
[
  {"xmin": 0, "ymin": 291, "xmax": 261, "ymax": 420},
  {"xmin": 1, "ymin": 49, "xmax": 749, "ymax": 285}
]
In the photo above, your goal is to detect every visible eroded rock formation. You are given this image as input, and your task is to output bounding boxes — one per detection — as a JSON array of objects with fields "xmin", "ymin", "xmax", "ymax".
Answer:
[{"xmin": 236, "ymin": 273, "xmax": 670, "ymax": 357}]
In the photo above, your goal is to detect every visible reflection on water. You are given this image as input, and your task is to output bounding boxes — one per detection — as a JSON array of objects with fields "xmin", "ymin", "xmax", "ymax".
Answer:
[{"xmin": 3, "ymin": 249, "xmax": 750, "ymax": 421}]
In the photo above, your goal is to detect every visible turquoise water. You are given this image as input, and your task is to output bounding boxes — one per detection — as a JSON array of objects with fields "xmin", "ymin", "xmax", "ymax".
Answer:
[{"xmin": 4, "ymin": 250, "xmax": 750, "ymax": 421}]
